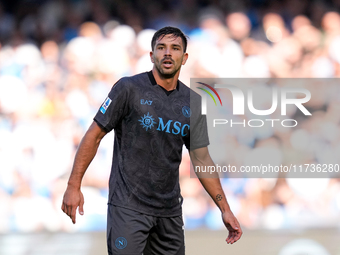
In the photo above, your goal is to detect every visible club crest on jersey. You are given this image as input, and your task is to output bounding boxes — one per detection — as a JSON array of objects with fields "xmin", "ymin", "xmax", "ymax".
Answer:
[
  {"xmin": 182, "ymin": 106, "xmax": 191, "ymax": 118},
  {"xmin": 139, "ymin": 112, "xmax": 156, "ymax": 131},
  {"xmin": 100, "ymin": 97, "xmax": 112, "ymax": 114},
  {"xmin": 115, "ymin": 237, "xmax": 127, "ymax": 249}
]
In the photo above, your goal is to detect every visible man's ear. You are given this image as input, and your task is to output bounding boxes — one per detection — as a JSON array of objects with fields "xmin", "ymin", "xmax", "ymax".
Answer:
[
  {"xmin": 182, "ymin": 52, "xmax": 189, "ymax": 65},
  {"xmin": 150, "ymin": 51, "xmax": 154, "ymax": 63}
]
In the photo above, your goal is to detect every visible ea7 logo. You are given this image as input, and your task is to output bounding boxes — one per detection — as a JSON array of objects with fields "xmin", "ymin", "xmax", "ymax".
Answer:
[
  {"xmin": 200, "ymin": 85, "xmax": 312, "ymax": 116},
  {"xmin": 141, "ymin": 99, "xmax": 152, "ymax": 105}
]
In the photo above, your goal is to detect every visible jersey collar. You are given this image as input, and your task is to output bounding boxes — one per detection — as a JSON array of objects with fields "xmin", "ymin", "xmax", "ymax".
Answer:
[{"xmin": 147, "ymin": 71, "xmax": 180, "ymax": 91}]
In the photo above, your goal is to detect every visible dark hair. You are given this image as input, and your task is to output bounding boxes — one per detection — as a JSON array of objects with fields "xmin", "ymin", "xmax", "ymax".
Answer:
[{"xmin": 151, "ymin": 26, "xmax": 188, "ymax": 53}]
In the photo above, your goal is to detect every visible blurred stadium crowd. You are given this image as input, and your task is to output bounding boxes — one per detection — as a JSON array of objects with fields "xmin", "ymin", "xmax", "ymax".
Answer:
[{"xmin": 0, "ymin": 0, "xmax": 340, "ymax": 233}]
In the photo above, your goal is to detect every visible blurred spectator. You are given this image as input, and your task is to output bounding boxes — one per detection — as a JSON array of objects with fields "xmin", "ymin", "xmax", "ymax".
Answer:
[
  {"xmin": 226, "ymin": 12, "xmax": 251, "ymax": 42},
  {"xmin": 0, "ymin": 2, "xmax": 14, "ymax": 44}
]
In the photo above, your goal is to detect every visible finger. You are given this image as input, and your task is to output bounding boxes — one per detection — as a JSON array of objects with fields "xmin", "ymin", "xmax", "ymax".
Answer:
[
  {"xmin": 66, "ymin": 205, "xmax": 71, "ymax": 218},
  {"xmin": 79, "ymin": 194, "xmax": 84, "ymax": 215},
  {"xmin": 64, "ymin": 204, "xmax": 69, "ymax": 216},
  {"xmin": 66, "ymin": 205, "xmax": 73, "ymax": 222},
  {"xmin": 227, "ymin": 230, "xmax": 239, "ymax": 244},
  {"xmin": 71, "ymin": 207, "xmax": 77, "ymax": 224},
  {"xmin": 230, "ymin": 231, "xmax": 237, "ymax": 244},
  {"xmin": 63, "ymin": 203, "xmax": 69, "ymax": 215},
  {"xmin": 62, "ymin": 202, "xmax": 69, "ymax": 214},
  {"xmin": 231, "ymin": 229, "xmax": 242, "ymax": 244},
  {"xmin": 236, "ymin": 228, "xmax": 242, "ymax": 237},
  {"xmin": 235, "ymin": 229, "xmax": 243, "ymax": 241},
  {"xmin": 229, "ymin": 221, "xmax": 241, "ymax": 243},
  {"xmin": 233, "ymin": 233, "xmax": 239, "ymax": 243},
  {"xmin": 227, "ymin": 235, "xmax": 234, "ymax": 244},
  {"xmin": 226, "ymin": 230, "xmax": 235, "ymax": 243},
  {"xmin": 226, "ymin": 231, "xmax": 233, "ymax": 244}
]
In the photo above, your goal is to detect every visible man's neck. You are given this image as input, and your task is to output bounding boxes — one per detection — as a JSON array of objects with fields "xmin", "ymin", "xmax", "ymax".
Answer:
[{"xmin": 152, "ymin": 68, "xmax": 179, "ymax": 91}]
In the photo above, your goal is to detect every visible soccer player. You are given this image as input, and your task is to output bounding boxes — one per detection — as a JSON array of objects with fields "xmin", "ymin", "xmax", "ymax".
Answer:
[{"xmin": 61, "ymin": 26, "xmax": 242, "ymax": 254}]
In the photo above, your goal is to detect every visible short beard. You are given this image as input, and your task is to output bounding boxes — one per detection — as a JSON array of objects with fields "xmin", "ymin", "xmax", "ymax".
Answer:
[{"xmin": 155, "ymin": 65, "xmax": 179, "ymax": 79}]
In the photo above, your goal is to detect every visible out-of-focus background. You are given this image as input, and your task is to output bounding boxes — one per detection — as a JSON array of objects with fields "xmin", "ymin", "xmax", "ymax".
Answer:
[{"xmin": 0, "ymin": 0, "xmax": 340, "ymax": 254}]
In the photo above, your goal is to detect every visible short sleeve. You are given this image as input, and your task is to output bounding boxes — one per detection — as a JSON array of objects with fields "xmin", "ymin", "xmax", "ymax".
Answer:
[
  {"xmin": 94, "ymin": 78, "xmax": 129, "ymax": 132},
  {"xmin": 185, "ymin": 114, "xmax": 210, "ymax": 150},
  {"xmin": 184, "ymin": 91, "xmax": 210, "ymax": 150}
]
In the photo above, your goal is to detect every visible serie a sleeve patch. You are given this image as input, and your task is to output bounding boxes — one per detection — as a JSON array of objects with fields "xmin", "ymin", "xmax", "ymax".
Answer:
[{"xmin": 100, "ymin": 97, "xmax": 112, "ymax": 114}]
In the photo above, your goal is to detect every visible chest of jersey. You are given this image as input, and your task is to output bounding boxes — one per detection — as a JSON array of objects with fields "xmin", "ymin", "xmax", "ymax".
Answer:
[{"xmin": 128, "ymin": 85, "xmax": 191, "ymax": 138}]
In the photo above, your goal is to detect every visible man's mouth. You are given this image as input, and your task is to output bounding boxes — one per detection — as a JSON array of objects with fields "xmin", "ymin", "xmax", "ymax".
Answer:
[{"xmin": 162, "ymin": 59, "xmax": 173, "ymax": 68}]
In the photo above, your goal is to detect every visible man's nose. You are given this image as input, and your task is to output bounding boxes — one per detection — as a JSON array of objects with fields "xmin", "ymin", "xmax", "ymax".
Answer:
[{"xmin": 164, "ymin": 47, "xmax": 171, "ymax": 55}]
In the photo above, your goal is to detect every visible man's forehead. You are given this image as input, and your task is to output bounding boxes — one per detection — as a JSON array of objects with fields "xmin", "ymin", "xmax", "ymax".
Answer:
[{"xmin": 155, "ymin": 34, "xmax": 183, "ymax": 46}]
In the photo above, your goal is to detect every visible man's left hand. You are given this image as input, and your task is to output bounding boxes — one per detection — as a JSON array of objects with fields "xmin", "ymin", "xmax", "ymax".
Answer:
[{"xmin": 222, "ymin": 211, "xmax": 242, "ymax": 244}]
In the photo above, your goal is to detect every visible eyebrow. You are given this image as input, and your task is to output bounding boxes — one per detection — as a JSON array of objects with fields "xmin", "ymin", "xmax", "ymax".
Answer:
[{"xmin": 156, "ymin": 43, "xmax": 182, "ymax": 48}]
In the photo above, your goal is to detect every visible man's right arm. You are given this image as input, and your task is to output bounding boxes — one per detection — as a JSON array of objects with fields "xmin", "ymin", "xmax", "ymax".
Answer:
[{"xmin": 61, "ymin": 121, "xmax": 107, "ymax": 224}]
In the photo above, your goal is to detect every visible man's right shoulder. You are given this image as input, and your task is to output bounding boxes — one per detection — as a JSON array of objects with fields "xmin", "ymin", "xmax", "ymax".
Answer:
[
  {"xmin": 111, "ymin": 72, "xmax": 148, "ymax": 93},
  {"xmin": 117, "ymin": 72, "xmax": 148, "ymax": 85}
]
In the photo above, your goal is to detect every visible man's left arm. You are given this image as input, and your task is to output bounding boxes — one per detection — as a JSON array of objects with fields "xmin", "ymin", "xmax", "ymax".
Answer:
[{"xmin": 189, "ymin": 147, "xmax": 242, "ymax": 244}]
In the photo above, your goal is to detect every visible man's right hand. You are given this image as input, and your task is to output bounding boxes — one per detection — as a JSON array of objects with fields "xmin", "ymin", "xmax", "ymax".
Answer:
[{"xmin": 61, "ymin": 186, "xmax": 84, "ymax": 224}]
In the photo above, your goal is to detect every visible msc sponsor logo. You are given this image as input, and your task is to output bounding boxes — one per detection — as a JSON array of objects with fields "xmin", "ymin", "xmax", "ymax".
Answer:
[
  {"xmin": 139, "ymin": 113, "xmax": 189, "ymax": 136},
  {"xmin": 157, "ymin": 118, "xmax": 190, "ymax": 136}
]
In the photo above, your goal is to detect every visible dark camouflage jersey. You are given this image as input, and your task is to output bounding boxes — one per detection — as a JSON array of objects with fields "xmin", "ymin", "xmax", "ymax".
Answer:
[{"xmin": 94, "ymin": 71, "xmax": 209, "ymax": 217}]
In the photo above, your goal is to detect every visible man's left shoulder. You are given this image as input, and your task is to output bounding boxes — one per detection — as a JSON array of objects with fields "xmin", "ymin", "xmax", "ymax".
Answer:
[{"xmin": 179, "ymin": 80, "xmax": 202, "ymax": 101}]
